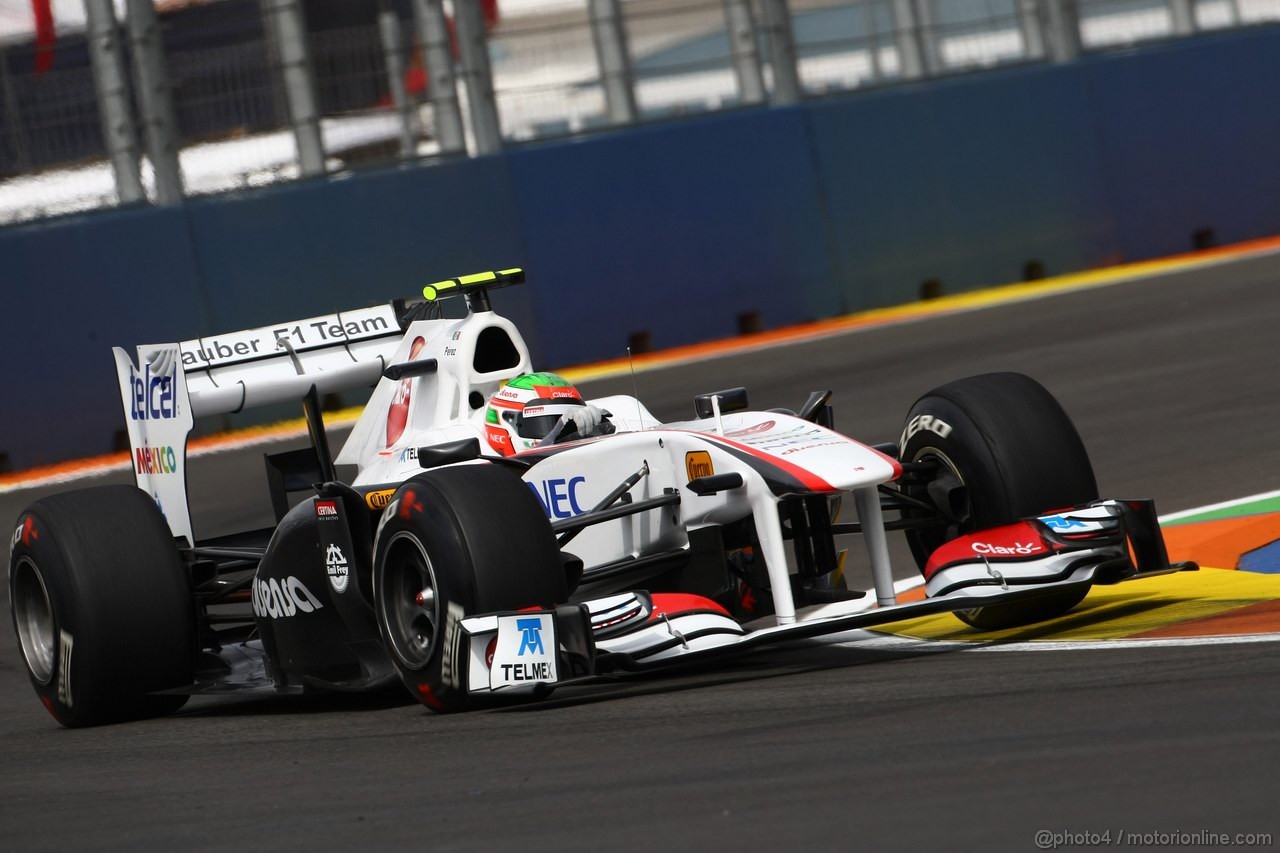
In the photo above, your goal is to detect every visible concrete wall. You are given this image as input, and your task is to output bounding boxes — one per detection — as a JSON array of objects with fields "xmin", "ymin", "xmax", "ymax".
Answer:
[{"xmin": 3, "ymin": 26, "xmax": 1279, "ymax": 468}]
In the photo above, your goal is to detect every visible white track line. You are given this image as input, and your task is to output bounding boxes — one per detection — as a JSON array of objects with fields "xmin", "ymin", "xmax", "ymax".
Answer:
[
  {"xmin": 827, "ymin": 630, "xmax": 1280, "ymax": 654},
  {"xmin": 1159, "ymin": 488, "xmax": 1280, "ymax": 523},
  {"xmin": 968, "ymin": 633, "xmax": 1280, "ymax": 651}
]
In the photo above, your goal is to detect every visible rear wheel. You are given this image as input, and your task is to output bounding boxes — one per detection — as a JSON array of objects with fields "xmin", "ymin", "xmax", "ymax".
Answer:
[
  {"xmin": 373, "ymin": 464, "xmax": 566, "ymax": 712},
  {"xmin": 900, "ymin": 373, "xmax": 1099, "ymax": 630},
  {"xmin": 8, "ymin": 485, "xmax": 195, "ymax": 726}
]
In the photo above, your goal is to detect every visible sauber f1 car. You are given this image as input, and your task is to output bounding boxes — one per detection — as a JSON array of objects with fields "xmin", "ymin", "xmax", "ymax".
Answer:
[{"xmin": 8, "ymin": 270, "xmax": 1195, "ymax": 725}]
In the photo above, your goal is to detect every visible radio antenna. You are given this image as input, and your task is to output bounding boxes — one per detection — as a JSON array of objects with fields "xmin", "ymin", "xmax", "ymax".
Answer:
[{"xmin": 627, "ymin": 346, "xmax": 643, "ymax": 428}]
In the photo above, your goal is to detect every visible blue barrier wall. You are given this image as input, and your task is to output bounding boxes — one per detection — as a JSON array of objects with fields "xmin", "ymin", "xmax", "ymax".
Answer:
[
  {"xmin": 2, "ymin": 26, "xmax": 1279, "ymax": 468},
  {"xmin": 507, "ymin": 106, "xmax": 834, "ymax": 364},
  {"xmin": 808, "ymin": 64, "xmax": 1122, "ymax": 309},
  {"xmin": 3, "ymin": 206, "xmax": 208, "ymax": 459},
  {"xmin": 185, "ymin": 156, "xmax": 533, "ymax": 338},
  {"xmin": 1088, "ymin": 30, "xmax": 1280, "ymax": 261}
]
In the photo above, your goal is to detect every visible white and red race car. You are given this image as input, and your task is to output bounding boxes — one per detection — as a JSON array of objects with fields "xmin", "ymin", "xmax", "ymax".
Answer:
[{"xmin": 8, "ymin": 269, "xmax": 1194, "ymax": 724}]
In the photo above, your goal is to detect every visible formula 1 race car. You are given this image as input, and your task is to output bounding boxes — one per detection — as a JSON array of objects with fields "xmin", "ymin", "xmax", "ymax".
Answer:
[{"xmin": 8, "ymin": 270, "xmax": 1195, "ymax": 725}]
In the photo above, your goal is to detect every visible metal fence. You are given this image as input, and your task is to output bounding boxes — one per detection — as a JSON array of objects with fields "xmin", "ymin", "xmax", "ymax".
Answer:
[{"xmin": 1, "ymin": 0, "xmax": 1277, "ymax": 226}]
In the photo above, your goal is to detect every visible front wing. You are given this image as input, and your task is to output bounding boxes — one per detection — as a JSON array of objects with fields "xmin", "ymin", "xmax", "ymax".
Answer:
[{"xmin": 461, "ymin": 499, "xmax": 1198, "ymax": 695}]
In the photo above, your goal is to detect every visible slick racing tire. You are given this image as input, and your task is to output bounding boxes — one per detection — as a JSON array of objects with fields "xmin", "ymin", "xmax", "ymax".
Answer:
[
  {"xmin": 372, "ymin": 464, "xmax": 567, "ymax": 713},
  {"xmin": 899, "ymin": 373, "xmax": 1099, "ymax": 630},
  {"xmin": 8, "ymin": 485, "xmax": 195, "ymax": 727}
]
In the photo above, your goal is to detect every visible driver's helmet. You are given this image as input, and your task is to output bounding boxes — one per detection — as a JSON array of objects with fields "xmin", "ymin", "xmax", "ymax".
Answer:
[{"xmin": 484, "ymin": 372, "xmax": 588, "ymax": 456}]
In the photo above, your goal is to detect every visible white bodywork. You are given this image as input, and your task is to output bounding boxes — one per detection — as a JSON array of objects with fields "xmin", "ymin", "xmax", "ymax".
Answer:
[
  {"xmin": 337, "ymin": 311, "xmax": 533, "ymax": 479},
  {"xmin": 505, "ymin": 417, "xmax": 899, "ymax": 623},
  {"xmin": 113, "ymin": 293, "xmax": 901, "ymax": 622},
  {"xmin": 108, "ymin": 285, "xmax": 1183, "ymax": 704}
]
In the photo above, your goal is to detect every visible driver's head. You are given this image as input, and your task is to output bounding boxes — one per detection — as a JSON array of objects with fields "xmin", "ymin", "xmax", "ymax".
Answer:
[{"xmin": 484, "ymin": 372, "xmax": 589, "ymax": 456}]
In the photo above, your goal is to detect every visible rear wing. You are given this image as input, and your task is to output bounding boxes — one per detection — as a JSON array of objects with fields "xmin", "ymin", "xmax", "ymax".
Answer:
[
  {"xmin": 113, "ymin": 305, "xmax": 404, "ymax": 545},
  {"xmin": 179, "ymin": 305, "xmax": 400, "ymax": 416}
]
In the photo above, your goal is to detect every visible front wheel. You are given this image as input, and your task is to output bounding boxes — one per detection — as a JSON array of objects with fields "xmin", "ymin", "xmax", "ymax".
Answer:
[
  {"xmin": 8, "ymin": 485, "xmax": 195, "ymax": 726},
  {"xmin": 372, "ymin": 464, "xmax": 567, "ymax": 712},
  {"xmin": 899, "ymin": 373, "xmax": 1099, "ymax": 630}
]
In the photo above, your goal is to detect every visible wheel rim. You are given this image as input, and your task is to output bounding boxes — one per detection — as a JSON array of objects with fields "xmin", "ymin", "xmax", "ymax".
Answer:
[
  {"xmin": 909, "ymin": 447, "xmax": 971, "ymax": 551},
  {"xmin": 12, "ymin": 557, "xmax": 56, "ymax": 685},
  {"xmin": 910, "ymin": 448, "xmax": 1003, "ymax": 619},
  {"xmin": 381, "ymin": 532, "xmax": 441, "ymax": 670}
]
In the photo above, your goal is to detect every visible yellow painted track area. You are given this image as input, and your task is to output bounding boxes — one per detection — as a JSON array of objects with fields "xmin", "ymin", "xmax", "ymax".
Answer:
[
  {"xmin": 871, "ymin": 489, "xmax": 1280, "ymax": 643},
  {"xmin": 876, "ymin": 568, "xmax": 1280, "ymax": 644}
]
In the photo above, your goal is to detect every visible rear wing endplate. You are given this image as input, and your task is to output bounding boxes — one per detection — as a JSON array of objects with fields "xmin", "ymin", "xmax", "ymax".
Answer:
[{"xmin": 113, "ymin": 304, "xmax": 403, "ymax": 544}]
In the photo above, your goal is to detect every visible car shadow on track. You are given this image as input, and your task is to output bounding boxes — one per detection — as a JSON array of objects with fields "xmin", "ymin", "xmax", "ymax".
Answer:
[
  {"xmin": 489, "ymin": 642, "xmax": 954, "ymax": 715},
  {"xmin": 174, "ymin": 684, "xmax": 418, "ymax": 720},
  {"xmin": 906, "ymin": 596, "xmax": 1187, "ymax": 646},
  {"xmin": 166, "ymin": 643, "xmax": 948, "ymax": 721},
  {"xmin": 490, "ymin": 595, "xmax": 1189, "ymax": 714},
  {"xmin": 164, "ymin": 597, "xmax": 1180, "ymax": 721}
]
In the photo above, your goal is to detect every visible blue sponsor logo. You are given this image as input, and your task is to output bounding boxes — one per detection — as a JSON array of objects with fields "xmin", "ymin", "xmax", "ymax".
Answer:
[
  {"xmin": 1040, "ymin": 514, "xmax": 1087, "ymax": 531},
  {"xmin": 517, "ymin": 618, "xmax": 545, "ymax": 656},
  {"xmin": 529, "ymin": 476, "xmax": 586, "ymax": 519},
  {"xmin": 129, "ymin": 363, "xmax": 176, "ymax": 420}
]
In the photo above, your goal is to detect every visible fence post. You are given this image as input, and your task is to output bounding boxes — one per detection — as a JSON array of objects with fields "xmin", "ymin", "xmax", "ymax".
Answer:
[
  {"xmin": 913, "ymin": 0, "xmax": 944, "ymax": 75},
  {"xmin": 125, "ymin": 0, "xmax": 184, "ymax": 204},
  {"xmin": 0, "ymin": 44, "xmax": 33, "ymax": 173},
  {"xmin": 378, "ymin": 7, "xmax": 420, "ymax": 158},
  {"xmin": 1017, "ymin": 0, "xmax": 1046, "ymax": 59},
  {"xmin": 262, "ymin": 0, "xmax": 325, "ymax": 177},
  {"xmin": 1043, "ymin": 0, "xmax": 1081, "ymax": 62},
  {"xmin": 84, "ymin": 0, "xmax": 145, "ymax": 204},
  {"xmin": 864, "ymin": 0, "xmax": 885, "ymax": 82},
  {"xmin": 1168, "ymin": 0, "xmax": 1196, "ymax": 35},
  {"xmin": 722, "ymin": 0, "xmax": 765, "ymax": 105},
  {"xmin": 759, "ymin": 0, "xmax": 802, "ymax": 105},
  {"xmin": 588, "ymin": 0, "xmax": 638, "ymax": 125},
  {"xmin": 890, "ymin": 0, "xmax": 925, "ymax": 79},
  {"xmin": 412, "ymin": 0, "xmax": 466, "ymax": 155},
  {"xmin": 454, "ymin": 0, "xmax": 503, "ymax": 154}
]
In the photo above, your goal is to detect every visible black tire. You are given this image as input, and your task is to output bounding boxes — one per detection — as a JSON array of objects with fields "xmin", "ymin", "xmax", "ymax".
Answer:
[
  {"xmin": 372, "ymin": 464, "xmax": 566, "ymax": 713},
  {"xmin": 900, "ymin": 373, "xmax": 1099, "ymax": 630},
  {"xmin": 8, "ymin": 485, "xmax": 195, "ymax": 726}
]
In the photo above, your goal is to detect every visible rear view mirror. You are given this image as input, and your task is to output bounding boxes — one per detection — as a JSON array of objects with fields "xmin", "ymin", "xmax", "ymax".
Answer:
[{"xmin": 694, "ymin": 387, "xmax": 749, "ymax": 419}]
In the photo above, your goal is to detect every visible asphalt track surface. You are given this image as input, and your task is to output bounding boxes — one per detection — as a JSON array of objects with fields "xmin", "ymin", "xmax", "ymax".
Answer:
[{"xmin": 3, "ymin": 253, "xmax": 1280, "ymax": 850}]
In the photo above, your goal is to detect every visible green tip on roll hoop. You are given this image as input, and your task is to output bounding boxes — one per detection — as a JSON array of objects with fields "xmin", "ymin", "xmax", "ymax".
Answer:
[{"xmin": 422, "ymin": 268, "xmax": 524, "ymax": 302}]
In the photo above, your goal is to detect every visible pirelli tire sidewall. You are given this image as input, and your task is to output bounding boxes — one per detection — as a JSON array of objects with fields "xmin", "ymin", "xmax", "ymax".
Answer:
[
  {"xmin": 900, "ymin": 372, "xmax": 1099, "ymax": 630},
  {"xmin": 7, "ymin": 485, "xmax": 195, "ymax": 727},
  {"xmin": 372, "ymin": 465, "xmax": 566, "ymax": 713}
]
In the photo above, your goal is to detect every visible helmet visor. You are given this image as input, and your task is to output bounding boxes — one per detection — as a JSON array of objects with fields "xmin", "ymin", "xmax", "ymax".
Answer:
[{"xmin": 516, "ymin": 403, "xmax": 583, "ymax": 440}]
